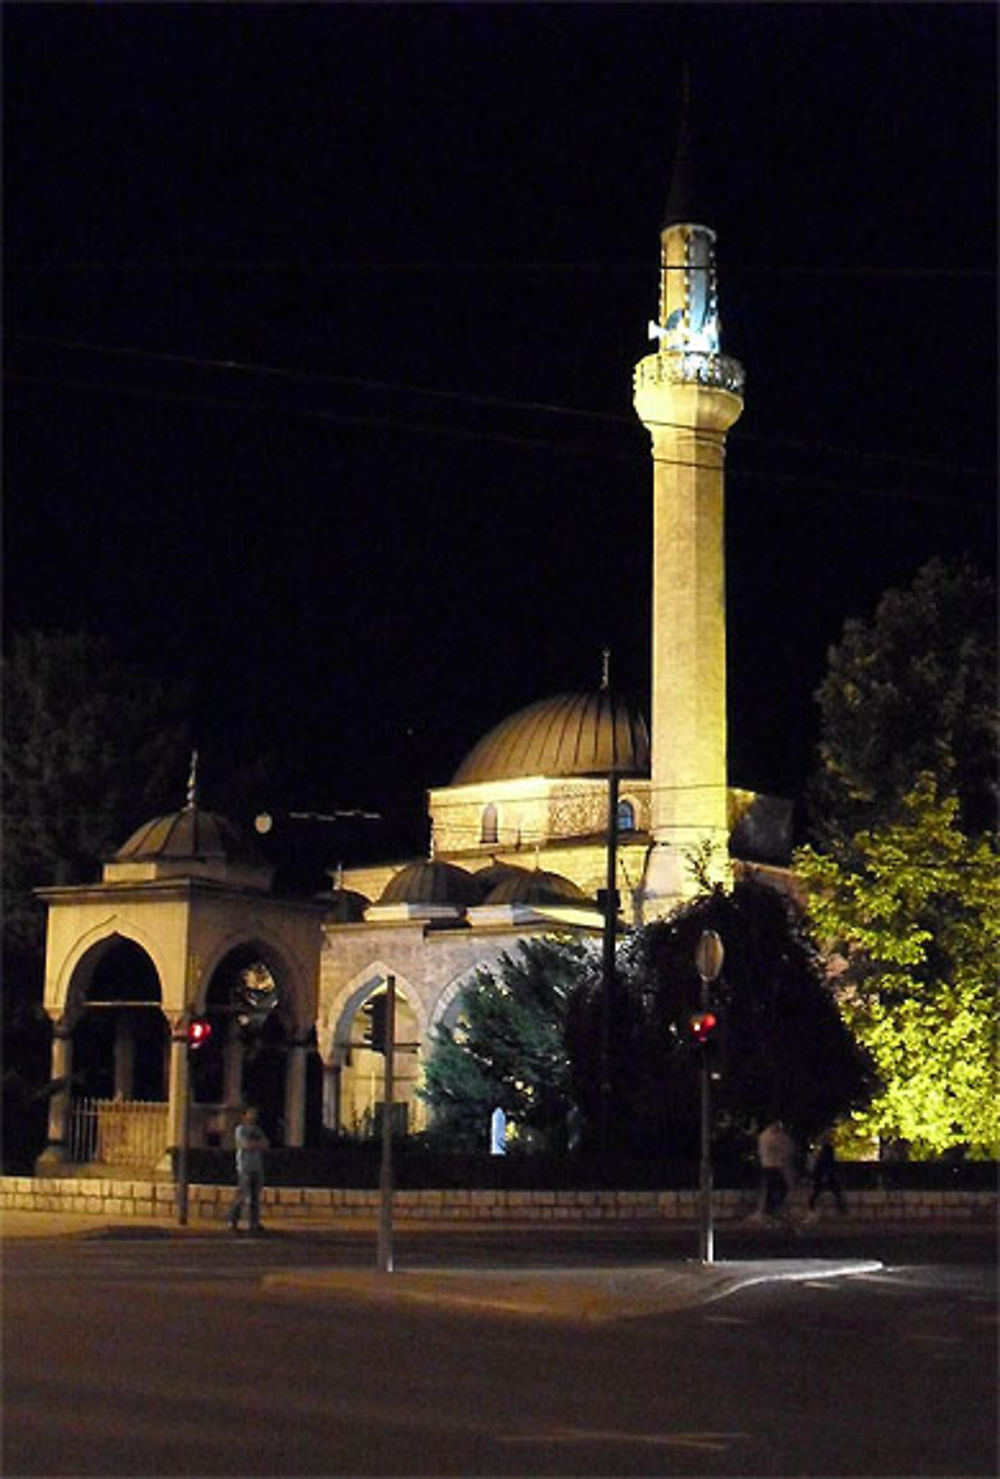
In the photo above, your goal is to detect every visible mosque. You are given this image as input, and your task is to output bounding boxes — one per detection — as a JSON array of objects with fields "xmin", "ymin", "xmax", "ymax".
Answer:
[{"xmin": 34, "ymin": 121, "xmax": 792, "ymax": 1169}]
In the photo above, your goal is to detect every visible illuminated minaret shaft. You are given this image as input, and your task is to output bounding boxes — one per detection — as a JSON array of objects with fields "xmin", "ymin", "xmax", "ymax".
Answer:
[{"xmin": 634, "ymin": 100, "xmax": 745, "ymax": 910}]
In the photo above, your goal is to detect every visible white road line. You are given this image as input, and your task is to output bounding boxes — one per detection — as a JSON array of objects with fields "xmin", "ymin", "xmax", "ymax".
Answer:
[{"xmin": 502, "ymin": 1428, "xmax": 748, "ymax": 1452}]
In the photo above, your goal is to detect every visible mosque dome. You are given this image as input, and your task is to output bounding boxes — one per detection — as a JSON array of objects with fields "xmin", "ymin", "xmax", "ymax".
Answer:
[
  {"xmin": 376, "ymin": 860, "xmax": 485, "ymax": 908},
  {"xmin": 114, "ymin": 805, "xmax": 262, "ymax": 865},
  {"xmin": 105, "ymin": 796, "xmax": 273, "ymax": 890},
  {"xmin": 452, "ymin": 690, "xmax": 650, "ymax": 786},
  {"xmin": 472, "ymin": 860, "xmax": 527, "ymax": 894},
  {"xmin": 325, "ymin": 887, "xmax": 371, "ymax": 923},
  {"xmin": 482, "ymin": 866, "xmax": 592, "ymax": 908}
]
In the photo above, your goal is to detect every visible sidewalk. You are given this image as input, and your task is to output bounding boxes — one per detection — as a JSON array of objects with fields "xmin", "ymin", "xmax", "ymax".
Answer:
[
  {"xmin": 1, "ymin": 1206, "xmax": 885, "ymax": 1321},
  {"xmin": 260, "ymin": 1257, "xmax": 886, "ymax": 1321}
]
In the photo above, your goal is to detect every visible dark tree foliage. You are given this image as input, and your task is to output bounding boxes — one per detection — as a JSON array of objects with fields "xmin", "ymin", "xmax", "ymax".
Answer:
[
  {"xmin": 618, "ymin": 879, "xmax": 877, "ymax": 1154},
  {"xmin": 418, "ymin": 938, "xmax": 598, "ymax": 1152},
  {"xmin": 420, "ymin": 882, "xmax": 875, "ymax": 1161},
  {"xmin": 808, "ymin": 559, "xmax": 997, "ymax": 846},
  {"xmin": 2, "ymin": 629, "xmax": 190, "ymax": 1169},
  {"xmin": 3, "ymin": 630, "xmax": 191, "ymax": 954}
]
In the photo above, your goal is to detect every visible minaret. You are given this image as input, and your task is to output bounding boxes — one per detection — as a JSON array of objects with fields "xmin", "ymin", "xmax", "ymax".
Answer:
[{"xmin": 634, "ymin": 90, "xmax": 745, "ymax": 912}]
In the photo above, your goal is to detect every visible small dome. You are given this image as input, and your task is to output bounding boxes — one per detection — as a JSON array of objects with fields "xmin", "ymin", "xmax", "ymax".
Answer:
[
  {"xmin": 483, "ymin": 867, "xmax": 590, "ymax": 907},
  {"xmin": 377, "ymin": 860, "xmax": 485, "ymax": 908},
  {"xmin": 452, "ymin": 690, "xmax": 650, "ymax": 785},
  {"xmin": 325, "ymin": 887, "xmax": 371, "ymax": 923},
  {"xmin": 114, "ymin": 805, "xmax": 262, "ymax": 865},
  {"xmin": 473, "ymin": 860, "xmax": 527, "ymax": 893}
]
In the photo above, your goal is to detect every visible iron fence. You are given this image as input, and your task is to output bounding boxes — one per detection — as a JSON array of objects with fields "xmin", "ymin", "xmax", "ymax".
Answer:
[{"xmin": 68, "ymin": 1099, "xmax": 169, "ymax": 1168}]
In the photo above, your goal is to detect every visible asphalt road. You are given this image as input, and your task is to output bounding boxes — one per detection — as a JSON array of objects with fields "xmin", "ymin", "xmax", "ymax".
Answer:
[{"xmin": 3, "ymin": 1230, "xmax": 996, "ymax": 1477}]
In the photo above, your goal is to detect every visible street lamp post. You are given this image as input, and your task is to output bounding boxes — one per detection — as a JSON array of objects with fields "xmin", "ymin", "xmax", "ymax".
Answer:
[
  {"xmin": 376, "ymin": 975, "xmax": 396, "ymax": 1274},
  {"xmin": 694, "ymin": 928, "xmax": 724, "ymax": 1264}
]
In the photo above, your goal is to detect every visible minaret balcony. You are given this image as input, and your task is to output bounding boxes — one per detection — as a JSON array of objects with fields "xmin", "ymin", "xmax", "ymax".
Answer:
[{"xmin": 634, "ymin": 350, "xmax": 745, "ymax": 398}]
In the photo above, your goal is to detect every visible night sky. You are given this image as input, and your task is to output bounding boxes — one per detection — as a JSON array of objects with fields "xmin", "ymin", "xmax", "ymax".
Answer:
[{"xmin": 5, "ymin": 4, "xmax": 996, "ymax": 871}]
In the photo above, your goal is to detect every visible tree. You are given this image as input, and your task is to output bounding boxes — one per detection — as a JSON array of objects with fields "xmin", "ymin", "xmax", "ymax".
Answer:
[
  {"xmin": 796, "ymin": 774, "xmax": 999, "ymax": 1158},
  {"xmin": 809, "ymin": 559, "xmax": 997, "ymax": 845},
  {"xmin": 3, "ymin": 630, "xmax": 192, "ymax": 954},
  {"xmin": 2, "ymin": 630, "xmax": 190, "ymax": 1169},
  {"xmin": 608, "ymin": 878, "xmax": 875, "ymax": 1158},
  {"xmin": 418, "ymin": 938, "xmax": 599, "ymax": 1151},
  {"xmin": 420, "ymin": 880, "xmax": 873, "ymax": 1161}
]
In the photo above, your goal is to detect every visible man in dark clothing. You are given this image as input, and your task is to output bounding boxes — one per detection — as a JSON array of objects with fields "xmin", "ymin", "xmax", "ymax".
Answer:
[{"xmin": 808, "ymin": 1135, "xmax": 846, "ymax": 1213}]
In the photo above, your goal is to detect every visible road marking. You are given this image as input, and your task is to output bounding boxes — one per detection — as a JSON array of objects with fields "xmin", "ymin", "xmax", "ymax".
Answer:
[
  {"xmin": 904, "ymin": 1334, "xmax": 963, "ymax": 1344},
  {"xmin": 502, "ymin": 1428, "xmax": 747, "ymax": 1452},
  {"xmin": 702, "ymin": 1315, "xmax": 753, "ymax": 1325}
]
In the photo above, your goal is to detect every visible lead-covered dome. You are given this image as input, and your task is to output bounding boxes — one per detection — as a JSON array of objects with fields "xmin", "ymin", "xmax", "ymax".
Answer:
[
  {"xmin": 105, "ymin": 802, "xmax": 273, "ymax": 890},
  {"xmin": 482, "ymin": 865, "xmax": 592, "ymax": 907},
  {"xmin": 452, "ymin": 691, "xmax": 650, "ymax": 786},
  {"xmin": 377, "ymin": 860, "xmax": 485, "ymax": 908},
  {"xmin": 114, "ymin": 806, "xmax": 261, "ymax": 864}
]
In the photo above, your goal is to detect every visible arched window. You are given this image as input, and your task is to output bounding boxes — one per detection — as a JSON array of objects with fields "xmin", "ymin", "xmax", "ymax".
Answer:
[
  {"xmin": 480, "ymin": 803, "xmax": 499, "ymax": 845},
  {"xmin": 616, "ymin": 798, "xmax": 636, "ymax": 833}
]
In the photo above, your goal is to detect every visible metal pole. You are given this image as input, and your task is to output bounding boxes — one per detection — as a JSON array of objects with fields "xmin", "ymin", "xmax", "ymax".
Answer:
[
  {"xmin": 599, "ymin": 769, "xmax": 620, "ymax": 1156},
  {"xmin": 176, "ymin": 1034, "xmax": 189, "ymax": 1226},
  {"xmin": 376, "ymin": 975, "xmax": 396, "ymax": 1274},
  {"xmin": 698, "ymin": 988, "xmax": 713, "ymax": 1264},
  {"xmin": 694, "ymin": 929, "xmax": 724, "ymax": 1264}
]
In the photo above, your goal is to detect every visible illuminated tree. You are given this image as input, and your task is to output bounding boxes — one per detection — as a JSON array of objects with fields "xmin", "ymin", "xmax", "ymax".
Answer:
[
  {"xmin": 796, "ymin": 774, "xmax": 999, "ymax": 1157},
  {"xmin": 809, "ymin": 558, "xmax": 997, "ymax": 845}
]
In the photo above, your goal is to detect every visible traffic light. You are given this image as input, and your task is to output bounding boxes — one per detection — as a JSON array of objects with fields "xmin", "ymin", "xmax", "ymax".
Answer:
[
  {"xmin": 689, "ymin": 1011, "xmax": 718, "ymax": 1047},
  {"xmin": 187, "ymin": 1018, "xmax": 213, "ymax": 1050},
  {"xmin": 362, "ymin": 994, "xmax": 388, "ymax": 1054}
]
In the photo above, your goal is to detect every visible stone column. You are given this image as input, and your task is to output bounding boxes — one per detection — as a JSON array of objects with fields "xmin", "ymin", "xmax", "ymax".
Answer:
[
  {"xmin": 322, "ymin": 1060, "xmax": 341, "ymax": 1133},
  {"xmin": 283, "ymin": 1039, "xmax": 309, "ymax": 1148},
  {"xmin": 36, "ymin": 1020, "xmax": 74, "ymax": 1166},
  {"xmin": 165, "ymin": 1022, "xmax": 189, "ymax": 1152},
  {"xmin": 223, "ymin": 1018, "xmax": 244, "ymax": 1109},
  {"xmin": 113, "ymin": 1014, "xmax": 136, "ymax": 1100}
]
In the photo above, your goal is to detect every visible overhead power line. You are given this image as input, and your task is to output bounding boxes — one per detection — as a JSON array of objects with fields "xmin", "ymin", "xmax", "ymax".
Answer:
[
  {"xmin": 6, "ymin": 367, "xmax": 994, "ymax": 514},
  {"xmin": 7, "ymin": 333, "xmax": 994, "ymax": 488},
  {"xmin": 6, "ymin": 258, "xmax": 993, "ymax": 280}
]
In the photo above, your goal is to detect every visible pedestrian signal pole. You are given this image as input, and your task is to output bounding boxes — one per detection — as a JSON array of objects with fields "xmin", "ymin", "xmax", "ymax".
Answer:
[
  {"xmin": 176, "ymin": 1017, "xmax": 215, "ymax": 1225},
  {"xmin": 694, "ymin": 930, "xmax": 724, "ymax": 1264},
  {"xmin": 376, "ymin": 975, "xmax": 396, "ymax": 1274}
]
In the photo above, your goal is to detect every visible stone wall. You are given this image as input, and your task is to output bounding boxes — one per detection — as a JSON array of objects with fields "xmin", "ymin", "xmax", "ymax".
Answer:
[{"xmin": 2, "ymin": 1174, "xmax": 995, "ymax": 1225}]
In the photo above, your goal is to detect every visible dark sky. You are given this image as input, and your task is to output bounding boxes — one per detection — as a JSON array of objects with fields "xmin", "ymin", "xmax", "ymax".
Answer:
[{"xmin": 5, "ymin": 3, "xmax": 996, "ymax": 869}]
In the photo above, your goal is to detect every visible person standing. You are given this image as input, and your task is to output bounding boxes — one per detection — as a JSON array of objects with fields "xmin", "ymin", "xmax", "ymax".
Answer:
[{"xmin": 225, "ymin": 1106, "xmax": 269, "ymax": 1233}]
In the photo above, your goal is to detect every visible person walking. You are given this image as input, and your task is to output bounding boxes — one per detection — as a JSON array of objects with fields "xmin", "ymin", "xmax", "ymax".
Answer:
[
  {"xmin": 808, "ymin": 1134, "xmax": 846, "ymax": 1214},
  {"xmin": 756, "ymin": 1120, "xmax": 796, "ymax": 1218},
  {"xmin": 225, "ymin": 1106, "xmax": 269, "ymax": 1233}
]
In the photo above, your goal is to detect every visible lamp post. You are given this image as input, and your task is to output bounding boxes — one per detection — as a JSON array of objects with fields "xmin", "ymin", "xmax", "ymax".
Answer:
[
  {"xmin": 376, "ymin": 975, "xmax": 396, "ymax": 1274},
  {"xmin": 694, "ymin": 928, "xmax": 724, "ymax": 1264}
]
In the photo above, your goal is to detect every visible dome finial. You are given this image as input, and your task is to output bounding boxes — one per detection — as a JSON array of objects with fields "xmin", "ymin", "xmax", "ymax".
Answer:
[
  {"xmin": 601, "ymin": 647, "xmax": 612, "ymax": 691},
  {"xmin": 185, "ymin": 749, "xmax": 199, "ymax": 811}
]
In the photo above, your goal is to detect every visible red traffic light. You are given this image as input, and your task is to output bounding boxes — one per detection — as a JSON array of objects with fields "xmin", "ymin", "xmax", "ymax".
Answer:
[
  {"xmin": 187, "ymin": 1018, "xmax": 213, "ymax": 1049},
  {"xmin": 690, "ymin": 1011, "xmax": 718, "ymax": 1044}
]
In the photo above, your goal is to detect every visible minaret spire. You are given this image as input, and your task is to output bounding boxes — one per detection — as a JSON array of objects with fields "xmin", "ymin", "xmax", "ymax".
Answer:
[
  {"xmin": 634, "ymin": 96, "xmax": 745, "ymax": 913},
  {"xmin": 662, "ymin": 65, "xmax": 702, "ymax": 230}
]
